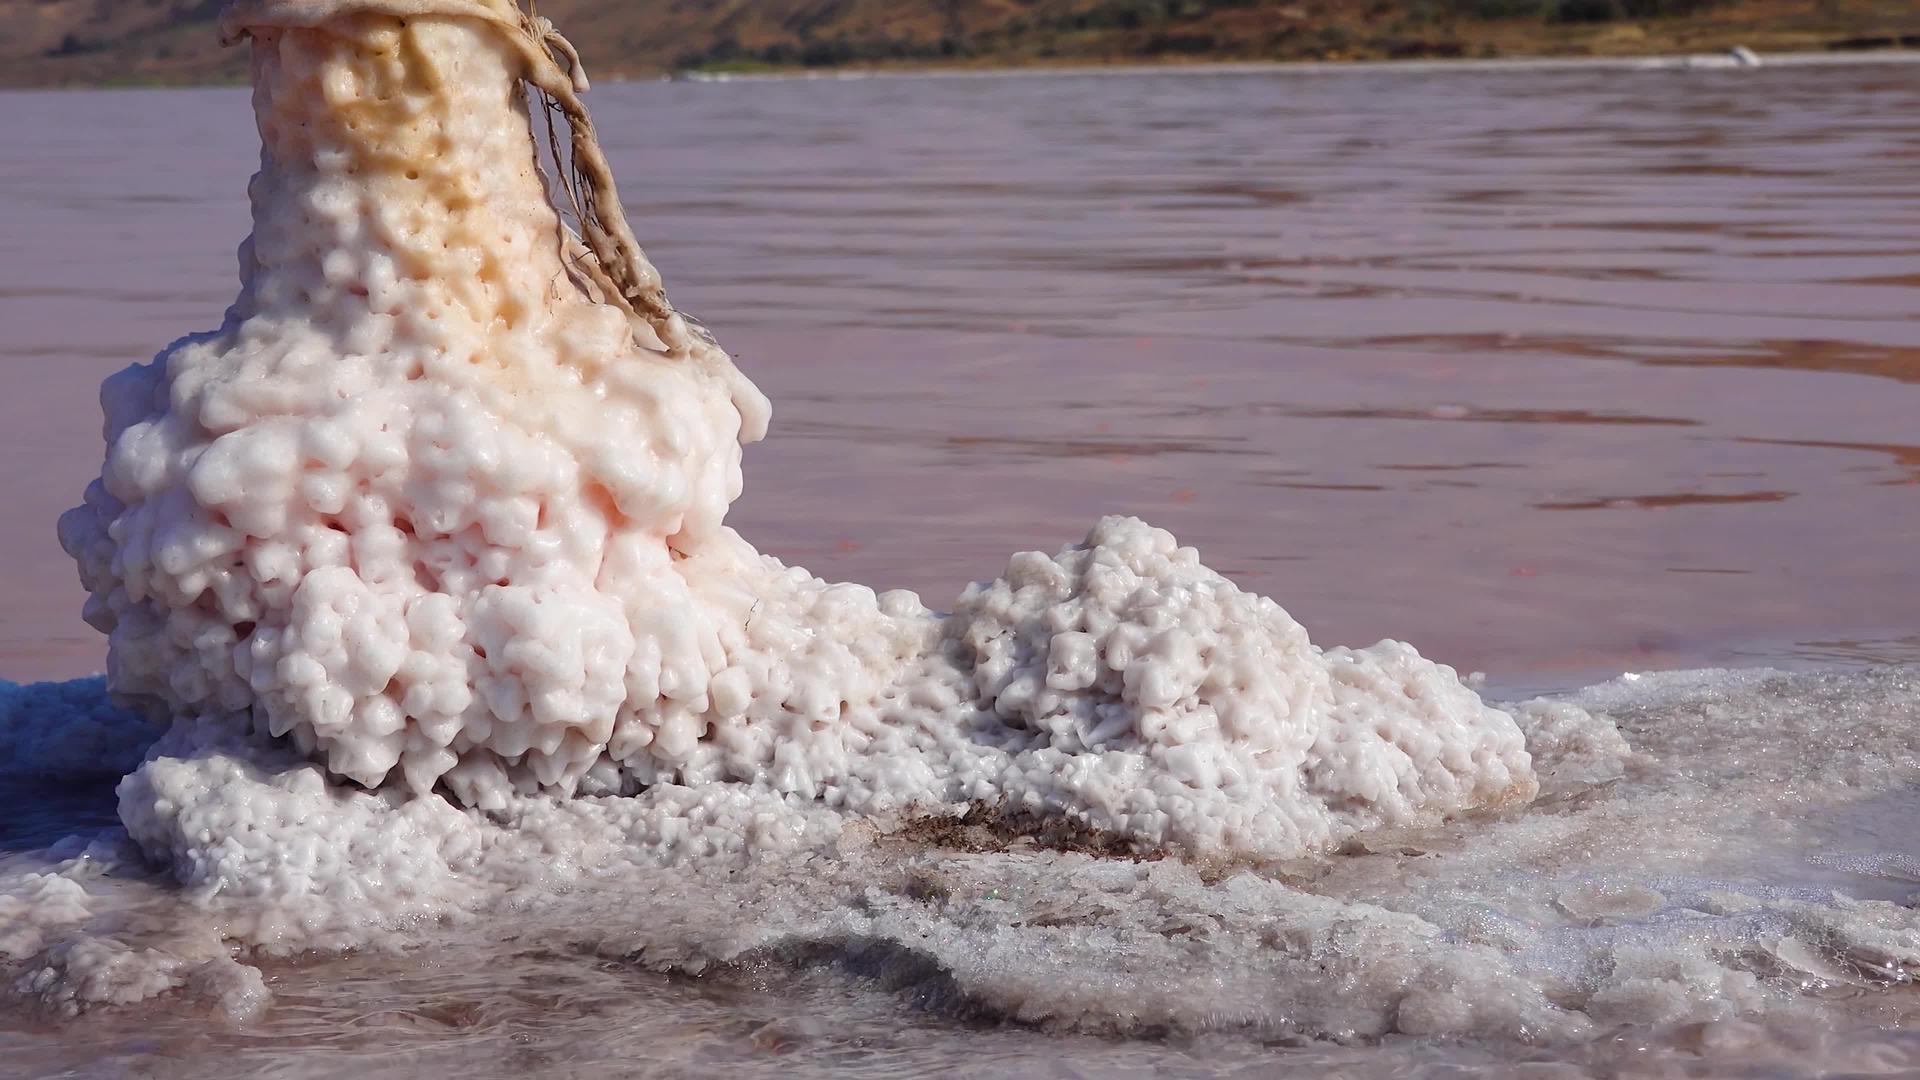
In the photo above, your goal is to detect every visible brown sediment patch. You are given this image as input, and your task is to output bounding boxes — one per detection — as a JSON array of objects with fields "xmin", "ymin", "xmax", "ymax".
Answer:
[
  {"xmin": 886, "ymin": 806, "xmax": 1288, "ymax": 891},
  {"xmin": 887, "ymin": 804, "xmax": 1168, "ymax": 863},
  {"xmin": 884, "ymin": 782, "xmax": 1550, "ymax": 890}
]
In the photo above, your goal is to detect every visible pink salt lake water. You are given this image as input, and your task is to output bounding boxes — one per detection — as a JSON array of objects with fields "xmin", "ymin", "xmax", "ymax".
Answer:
[
  {"xmin": 3, "ymin": 58, "xmax": 1920, "ymax": 1076},
  {"xmin": 7, "ymin": 61, "xmax": 1920, "ymax": 697}
]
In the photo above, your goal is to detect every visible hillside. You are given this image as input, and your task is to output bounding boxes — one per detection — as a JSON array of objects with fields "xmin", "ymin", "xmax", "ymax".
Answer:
[{"xmin": 5, "ymin": 0, "xmax": 1920, "ymax": 88}]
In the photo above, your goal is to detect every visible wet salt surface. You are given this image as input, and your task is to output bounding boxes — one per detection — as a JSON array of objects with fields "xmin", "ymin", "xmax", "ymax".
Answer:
[
  {"xmin": 5, "ymin": 58, "xmax": 1920, "ymax": 1077},
  {"xmin": 8, "ymin": 668, "xmax": 1920, "ymax": 1077}
]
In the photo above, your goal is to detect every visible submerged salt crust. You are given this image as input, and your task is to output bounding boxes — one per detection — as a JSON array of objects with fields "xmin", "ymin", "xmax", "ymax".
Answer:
[{"xmin": 17, "ymin": 0, "xmax": 1920, "ymax": 1064}]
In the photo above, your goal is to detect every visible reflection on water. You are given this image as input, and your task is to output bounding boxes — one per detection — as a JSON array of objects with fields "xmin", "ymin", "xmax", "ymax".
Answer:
[
  {"xmin": 2, "ymin": 62, "xmax": 1919, "ymax": 694},
  {"xmin": 1533, "ymin": 489, "xmax": 1791, "ymax": 510}
]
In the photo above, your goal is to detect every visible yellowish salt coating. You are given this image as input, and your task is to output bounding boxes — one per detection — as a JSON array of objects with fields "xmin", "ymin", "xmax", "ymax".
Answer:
[{"xmin": 58, "ymin": 0, "xmax": 1539, "ymax": 894}]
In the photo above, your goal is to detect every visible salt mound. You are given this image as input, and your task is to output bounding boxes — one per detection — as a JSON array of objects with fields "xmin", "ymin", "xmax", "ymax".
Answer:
[
  {"xmin": 942, "ymin": 516, "xmax": 1534, "ymax": 854},
  {"xmin": 115, "ymin": 516, "xmax": 1536, "ymax": 946},
  {"xmin": 55, "ymin": 0, "xmax": 1538, "ymax": 871}
]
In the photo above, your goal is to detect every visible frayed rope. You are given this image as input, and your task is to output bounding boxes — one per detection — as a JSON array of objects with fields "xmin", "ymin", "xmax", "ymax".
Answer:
[{"xmin": 219, "ymin": 0, "xmax": 702, "ymax": 357}]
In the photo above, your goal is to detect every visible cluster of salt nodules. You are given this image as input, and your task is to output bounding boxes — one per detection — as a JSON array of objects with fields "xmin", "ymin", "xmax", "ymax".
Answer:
[{"xmin": 57, "ymin": 3, "xmax": 1538, "ymax": 866}]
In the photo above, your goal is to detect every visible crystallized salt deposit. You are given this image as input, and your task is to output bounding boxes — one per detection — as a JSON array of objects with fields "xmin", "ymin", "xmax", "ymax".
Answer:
[
  {"xmin": 9, "ymin": 666, "xmax": 1920, "ymax": 1062},
  {"xmin": 56, "ymin": 0, "xmax": 1533, "ymax": 865},
  {"xmin": 27, "ymin": 0, "xmax": 1920, "ymax": 1062},
  {"xmin": 941, "ymin": 516, "xmax": 1534, "ymax": 853}
]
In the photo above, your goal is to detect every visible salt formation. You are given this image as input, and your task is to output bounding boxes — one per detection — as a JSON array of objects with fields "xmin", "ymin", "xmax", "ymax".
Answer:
[
  {"xmin": 18, "ymin": 1, "xmax": 1920, "ymax": 1062},
  {"xmin": 56, "ymin": 0, "xmax": 1538, "ymax": 864},
  {"xmin": 12, "ymin": 666, "xmax": 1920, "ymax": 1063}
]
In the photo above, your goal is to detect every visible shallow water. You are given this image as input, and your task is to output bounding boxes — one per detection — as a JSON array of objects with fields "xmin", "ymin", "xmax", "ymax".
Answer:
[{"xmin": 5, "ymin": 58, "xmax": 1920, "ymax": 1077}]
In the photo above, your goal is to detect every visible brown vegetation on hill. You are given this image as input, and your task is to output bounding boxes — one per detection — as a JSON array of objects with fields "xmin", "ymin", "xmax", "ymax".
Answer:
[{"xmin": 3, "ymin": 0, "xmax": 1919, "ymax": 88}]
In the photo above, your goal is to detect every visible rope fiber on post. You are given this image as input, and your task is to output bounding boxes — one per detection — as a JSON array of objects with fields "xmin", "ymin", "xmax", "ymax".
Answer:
[{"xmin": 219, "ymin": 0, "xmax": 700, "ymax": 356}]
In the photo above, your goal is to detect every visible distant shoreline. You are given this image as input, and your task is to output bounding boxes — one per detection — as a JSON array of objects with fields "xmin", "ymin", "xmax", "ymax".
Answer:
[
  {"xmin": 11, "ymin": 0, "xmax": 1920, "ymax": 91},
  {"xmin": 7, "ymin": 46, "xmax": 1919, "ymax": 95},
  {"xmin": 660, "ymin": 46, "xmax": 1920, "ymax": 83}
]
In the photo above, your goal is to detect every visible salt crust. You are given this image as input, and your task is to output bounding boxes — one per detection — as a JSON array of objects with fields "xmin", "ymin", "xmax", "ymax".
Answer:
[
  {"xmin": 8, "ymin": 669, "xmax": 1920, "ymax": 1049},
  {"xmin": 33, "ymin": 2, "xmax": 1920, "ymax": 1048}
]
